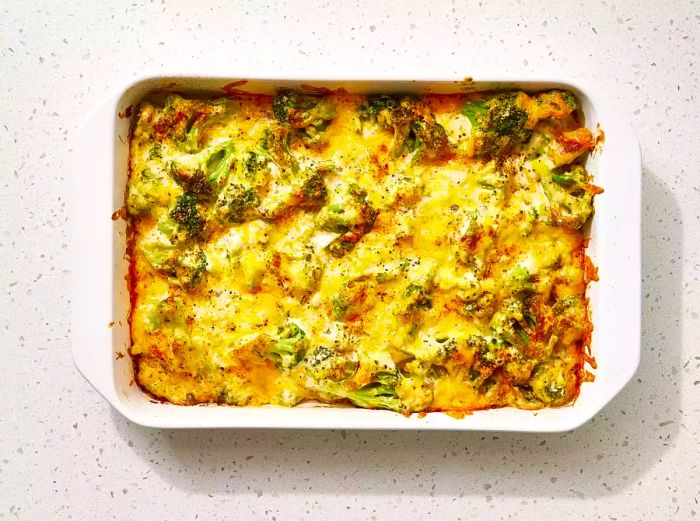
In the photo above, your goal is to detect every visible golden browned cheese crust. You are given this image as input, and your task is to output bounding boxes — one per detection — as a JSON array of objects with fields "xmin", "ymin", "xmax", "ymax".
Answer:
[{"xmin": 126, "ymin": 88, "xmax": 598, "ymax": 414}]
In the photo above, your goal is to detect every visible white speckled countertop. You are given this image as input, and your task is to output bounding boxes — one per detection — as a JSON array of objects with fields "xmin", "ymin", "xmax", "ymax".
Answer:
[{"xmin": 1, "ymin": 1, "xmax": 699, "ymax": 519}]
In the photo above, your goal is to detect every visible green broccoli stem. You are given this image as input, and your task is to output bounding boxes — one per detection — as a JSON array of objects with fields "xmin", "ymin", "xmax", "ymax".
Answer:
[
  {"xmin": 207, "ymin": 142, "xmax": 235, "ymax": 185},
  {"xmin": 346, "ymin": 372, "xmax": 403, "ymax": 412}
]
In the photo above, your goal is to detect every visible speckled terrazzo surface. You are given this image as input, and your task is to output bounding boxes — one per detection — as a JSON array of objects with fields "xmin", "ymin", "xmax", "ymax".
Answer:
[{"xmin": 1, "ymin": 0, "xmax": 699, "ymax": 519}]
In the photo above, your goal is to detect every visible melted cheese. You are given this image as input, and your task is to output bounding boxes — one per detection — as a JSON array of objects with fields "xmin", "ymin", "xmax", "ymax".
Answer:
[{"xmin": 127, "ymin": 89, "xmax": 596, "ymax": 413}]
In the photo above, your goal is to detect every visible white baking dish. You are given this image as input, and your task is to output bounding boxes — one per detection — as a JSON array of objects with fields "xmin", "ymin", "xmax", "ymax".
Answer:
[{"xmin": 71, "ymin": 76, "xmax": 640, "ymax": 431}]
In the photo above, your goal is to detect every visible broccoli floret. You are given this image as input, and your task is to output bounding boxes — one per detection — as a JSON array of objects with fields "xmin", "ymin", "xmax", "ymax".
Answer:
[
  {"xmin": 529, "ymin": 359, "xmax": 570, "ymax": 404},
  {"xmin": 463, "ymin": 90, "xmax": 579, "ymax": 158},
  {"xmin": 358, "ymin": 95, "xmax": 402, "ymax": 119},
  {"xmin": 273, "ymin": 90, "xmax": 336, "ymax": 145},
  {"xmin": 244, "ymin": 151, "xmax": 268, "ymax": 180},
  {"xmin": 169, "ymin": 193, "xmax": 207, "ymax": 238},
  {"xmin": 329, "ymin": 278, "xmax": 375, "ymax": 322},
  {"xmin": 409, "ymin": 116, "xmax": 452, "ymax": 161},
  {"xmin": 150, "ymin": 95, "xmax": 197, "ymax": 143},
  {"xmin": 468, "ymin": 335, "xmax": 527, "ymax": 388},
  {"xmin": 268, "ymin": 322, "xmax": 308, "ymax": 369},
  {"xmin": 168, "ymin": 165, "xmax": 211, "ymax": 197},
  {"xmin": 529, "ymin": 90, "xmax": 578, "ymax": 123},
  {"xmin": 304, "ymin": 345, "xmax": 357, "ymax": 381},
  {"xmin": 148, "ymin": 143, "xmax": 162, "ymax": 160},
  {"xmin": 489, "ymin": 299, "xmax": 531, "ymax": 347},
  {"xmin": 399, "ymin": 260, "xmax": 437, "ymax": 315},
  {"xmin": 563, "ymin": 92, "xmax": 577, "ymax": 110},
  {"xmin": 481, "ymin": 95, "xmax": 529, "ymax": 138},
  {"xmin": 528, "ymin": 127, "xmax": 598, "ymax": 229},
  {"xmin": 173, "ymin": 246, "xmax": 207, "ymax": 289},
  {"xmin": 465, "ymin": 334, "xmax": 491, "ymax": 363},
  {"xmin": 262, "ymin": 125, "xmax": 298, "ymax": 172},
  {"xmin": 404, "ymin": 283, "xmax": 433, "ymax": 311},
  {"xmin": 299, "ymin": 170, "xmax": 328, "ymax": 207},
  {"xmin": 347, "ymin": 372, "xmax": 403, "ymax": 412},
  {"xmin": 169, "ymin": 141, "xmax": 235, "ymax": 196},
  {"xmin": 181, "ymin": 99, "xmax": 230, "ymax": 153},
  {"xmin": 537, "ymin": 164, "xmax": 597, "ymax": 229},
  {"xmin": 316, "ymin": 183, "xmax": 377, "ymax": 257},
  {"xmin": 455, "ymin": 212, "xmax": 496, "ymax": 275},
  {"xmin": 317, "ymin": 202, "xmax": 352, "ymax": 234},
  {"xmin": 504, "ymin": 352, "xmax": 540, "ymax": 386},
  {"xmin": 462, "ymin": 100, "xmax": 488, "ymax": 127},
  {"xmin": 324, "ymin": 238, "xmax": 354, "ymax": 258},
  {"xmin": 139, "ymin": 228, "xmax": 179, "ymax": 272},
  {"xmin": 474, "ymin": 335, "xmax": 507, "ymax": 367},
  {"xmin": 331, "ymin": 295, "xmax": 349, "ymax": 320},
  {"xmin": 359, "ymin": 95, "xmax": 417, "ymax": 126},
  {"xmin": 359, "ymin": 95, "xmax": 416, "ymax": 154},
  {"xmin": 142, "ymin": 291, "xmax": 186, "ymax": 331},
  {"xmin": 293, "ymin": 169, "xmax": 328, "ymax": 213},
  {"xmin": 505, "ymin": 264, "xmax": 536, "ymax": 295},
  {"xmin": 359, "ymin": 95, "xmax": 451, "ymax": 161},
  {"xmin": 258, "ymin": 167, "xmax": 328, "ymax": 219},
  {"xmin": 552, "ymin": 296, "xmax": 590, "ymax": 345},
  {"xmin": 126, "ymin": 167, "xmax": 172, "ymax": 217},
  {"xmin": 153, "ymin": 96, "xmax": 230, "ymax": 151},
  {"xmin": 460, "ymin": 291, "xmax": 496, "ymax": 318},
  {"xmin": 272, "ymin": 90, "xmax": 335, "ymax": 127},
  {"xmin": 463, "ymin": 92, "xmax": 530, "ymax": 157},
  {"xmin": 213, "ymin": 183, "xmax": 261, "ymax": 224}
]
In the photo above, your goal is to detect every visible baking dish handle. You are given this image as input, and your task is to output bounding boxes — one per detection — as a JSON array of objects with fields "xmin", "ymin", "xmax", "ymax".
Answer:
[{"xmin": 70, "ymin": 94, "xmax": 122, "ymax": 403}]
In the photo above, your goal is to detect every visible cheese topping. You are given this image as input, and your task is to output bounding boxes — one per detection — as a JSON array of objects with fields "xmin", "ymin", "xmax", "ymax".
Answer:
[{"xmin": 126, "ymin": 88, "xmax": 598, "ymax": 413}]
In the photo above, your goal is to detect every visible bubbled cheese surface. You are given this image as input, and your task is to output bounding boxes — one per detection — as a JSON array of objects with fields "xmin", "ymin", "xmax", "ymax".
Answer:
[{"xmin": 127, "ymin": 89, "xmax": 596, "ymax": 414}]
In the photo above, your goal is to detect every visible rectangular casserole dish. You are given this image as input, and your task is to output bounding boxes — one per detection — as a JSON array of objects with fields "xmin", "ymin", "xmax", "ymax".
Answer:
[{"xmin": 71, "ymin": 76, "xmax": 641, "ymax": 431}]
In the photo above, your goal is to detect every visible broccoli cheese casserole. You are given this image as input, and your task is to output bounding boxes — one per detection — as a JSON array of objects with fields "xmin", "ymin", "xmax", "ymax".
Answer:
[{"xmin": 126, "ymin": 86, "xmax": 600, "ymax": 414}]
